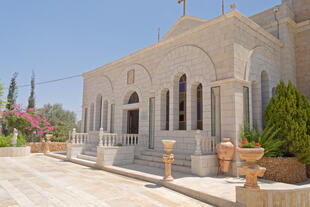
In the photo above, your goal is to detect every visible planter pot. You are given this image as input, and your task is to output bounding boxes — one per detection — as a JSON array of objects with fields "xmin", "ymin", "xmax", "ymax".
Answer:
[
  {"xmin": 162, "ymin": 140, "xmax": 176, "ymax": 155},
  {"xmin": 216, "ymin": 138, "xmax": 234, "ymax": 173},
  {"xmin": 237, "ymin": 147, "xmax": 266, "ymax": 190},
  {"xmin": 237, "ymin": 147, "xmax": 264, "ymax": 166}
]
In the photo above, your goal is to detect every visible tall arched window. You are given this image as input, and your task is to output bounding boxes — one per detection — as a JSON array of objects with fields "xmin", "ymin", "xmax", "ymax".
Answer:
[
  {"xmin": 128, "ymin": 92, "xmax": 139, "ymax": 104},
  {"xmin": 179, "ymin": 74, "xmax": 187, "ymax": 130},
  {"xmin": 102, "ymin": 100, "xmax": 108, "ymax": 131},
  {"xmin": 95, "ymin": 95, "xmax": 103, "ymax": 131},
  {"xmin": 197, "ymin": 84, "xmax": 203, "ymax": 130},
  {"xmin": 261, "ymin": 71, "xmax": 269, "ymax": 128},
  {"xmin": 89, "ymin": 103, "xmax": 95, "ymax": 131},
  {"xmin": 166, "ymin": 91, "xmax": 170, "ymax": 130},
  {"xmin": 83, "ymin": 107, "xmax": 88, "ymax": 133}
]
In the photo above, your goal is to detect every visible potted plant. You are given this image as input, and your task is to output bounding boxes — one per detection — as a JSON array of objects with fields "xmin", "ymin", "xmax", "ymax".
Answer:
[{"xmin": 237, "ymin": 125, "xmax": 266, "ymax": 190}]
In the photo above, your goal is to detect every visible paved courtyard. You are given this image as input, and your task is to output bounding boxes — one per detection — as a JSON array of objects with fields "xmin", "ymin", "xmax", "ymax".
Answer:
[{"xmin": 0, "ymin": 154, "xmax": 214, "ymax": 207}]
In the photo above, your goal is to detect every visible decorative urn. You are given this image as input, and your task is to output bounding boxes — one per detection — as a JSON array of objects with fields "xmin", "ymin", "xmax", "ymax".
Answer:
[
  {"xmin": 162, "ymin": 140, "xmax": 176, "ymax": 155},
  {"xmin": 237, "ymin": 147, "xmax": 266, "ymax": 190},
  {"xmin": 216, "ymin": 138, "xmax": 234, "ymax": 172},
  {"xmin": 162, "ymin": 140, "xmax": 176, "ymax": 181},
  {"xmin": 45, "ymin": 134, "xmax": 53, "ymax": 142}
]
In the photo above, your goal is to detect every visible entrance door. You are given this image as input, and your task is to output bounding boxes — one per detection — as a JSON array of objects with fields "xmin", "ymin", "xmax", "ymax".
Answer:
[
  {"xmin": 127, "ymin": 110, "xmax": 139, "ymax": 134},
  {"xmin": 149, "ymin": 97, "xmax": 155, "ymax": 149}
]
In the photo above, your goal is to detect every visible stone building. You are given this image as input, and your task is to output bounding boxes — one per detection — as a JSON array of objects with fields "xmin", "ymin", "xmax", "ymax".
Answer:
[{"xmin": 78, "ymin": 0, "xmax": 310, "ymax": 175}]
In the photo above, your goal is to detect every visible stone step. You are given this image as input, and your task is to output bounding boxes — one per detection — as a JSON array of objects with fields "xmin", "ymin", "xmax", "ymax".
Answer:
[
  {"xmin": 135, "ymin": 154, "xmax": 191, "ymax": 167},
  {"xmin": 77, "ymin": 154, "xmax": 97, "ymax": 162},
  {"xmin": 141, "ymin": 150, "xmax": 191, "ymax": 161},
  {"xmin": 82, "ymin": 150, "xmax": 97, "ymax": 157},
  {"xmin": 134, "ymin": 159, "xmax": 192, "ymax": 174}
]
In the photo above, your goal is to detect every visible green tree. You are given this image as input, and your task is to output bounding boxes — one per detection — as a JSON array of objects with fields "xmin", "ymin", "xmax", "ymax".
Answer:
[
  {"xmin": 264, "ymin": 81, "xmax": 310, "ymax": 164},
  {"xmin": 27, "ymin": 71, "xmax": 35, "ymax": 109},
  {"xmin": 6, "ymin": 72, "xmax": 18, "ymax": 110},
  {"xmin": 37, "ymin": 104, "xmax": 78, "ymax": 142},
  {"xmin": 0, "ymin": 83, "xmax": 4, "ymax": 109}
]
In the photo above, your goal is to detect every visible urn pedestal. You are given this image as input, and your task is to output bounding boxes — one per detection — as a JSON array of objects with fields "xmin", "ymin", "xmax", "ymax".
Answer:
[
  {"xmin": 162, "ymin": 140, "xmax": 176, "ymax": 181},
  {"xmin": 44, "ymin": 134, "xmax": 53, "ymax": 153},
  {"xmin": 237, "ymin": 148, "xmax": 266, "ymax": 190},
  {"xmin": 216, "ymin": 138, "xmax": 234, "ymax": 173}
]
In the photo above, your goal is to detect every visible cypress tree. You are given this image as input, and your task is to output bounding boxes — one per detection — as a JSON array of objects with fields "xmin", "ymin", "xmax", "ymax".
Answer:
[
  {"xmin": 28, "ymin": 71, "xmax": 35, "ymax": 109},
  {"xmin": 6, "ymin": 72, "xmax": 18, "ymax": 110},
  {"xmin": 264, "ymin": 81, "xmax": 310, "ymax": 164}
]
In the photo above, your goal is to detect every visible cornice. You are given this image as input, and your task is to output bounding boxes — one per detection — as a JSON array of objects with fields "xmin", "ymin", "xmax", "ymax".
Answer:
[{"xmin": 83, "ymin": 10, "xmax": 283, "ymax": 78}]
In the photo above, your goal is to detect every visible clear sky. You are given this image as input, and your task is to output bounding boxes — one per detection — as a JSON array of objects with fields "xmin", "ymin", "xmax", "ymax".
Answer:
[{"xmin": 0, "ymin": 0, "xmax": 281, "ymax": 120}]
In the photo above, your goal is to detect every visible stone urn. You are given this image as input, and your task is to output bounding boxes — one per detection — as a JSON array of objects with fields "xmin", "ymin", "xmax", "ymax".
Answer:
[
  {"xmin": 216, "ymin": 138, "xmax": 234, "ymax": 173},
  {"xmin": 46, "ymin": 134, "xmax": 53, "ymax": 142},
  {"xmin": 162, "ymin": 140, "xmax": 176, "ymax": 155},
  {"xmin": 162, "ymin": 140, "xmax": 176, "ymax": 181},
  {"xmin": 237, "ymin": 147, "xmax": 266, "ymax": 190},
  {"xmin": 44, "ymin": 134, "xmax": 53, "ymax": 153}
]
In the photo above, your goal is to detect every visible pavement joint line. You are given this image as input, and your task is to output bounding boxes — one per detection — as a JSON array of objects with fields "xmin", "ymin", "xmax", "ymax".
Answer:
[{"xmin": 45, "ymin": 153, "xmax": 235, "ymax": 207}]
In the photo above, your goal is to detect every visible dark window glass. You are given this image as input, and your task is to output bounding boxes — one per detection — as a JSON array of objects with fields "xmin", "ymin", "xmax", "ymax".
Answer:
[
  {"xmin": 165, "ymin": 91, "xmax": 169, "ymax": 130},
  {"xmin": 128, "ymin": 92, "xmax": 139, "ymax": 104},
  {"xmin": 179, "ymin": 74, "xmax": 186, "ymax": 130}
]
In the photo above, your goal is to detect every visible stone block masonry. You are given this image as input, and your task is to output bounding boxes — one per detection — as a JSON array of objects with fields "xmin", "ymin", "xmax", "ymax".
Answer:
[{"xmin": 258, "ymin": 157, "xmax": 307, "ymax": 184}]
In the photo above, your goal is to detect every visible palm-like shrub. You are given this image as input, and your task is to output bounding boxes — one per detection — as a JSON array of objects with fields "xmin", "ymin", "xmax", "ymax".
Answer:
[{"xmin": 264, "ymin": 81, "xmax": 310, "ymax": 164}]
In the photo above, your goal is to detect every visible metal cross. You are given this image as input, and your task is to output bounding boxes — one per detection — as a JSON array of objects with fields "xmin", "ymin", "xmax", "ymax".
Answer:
[{"xmin": 178, "ymin": 0, "xmax": 186, "ymax": 17}]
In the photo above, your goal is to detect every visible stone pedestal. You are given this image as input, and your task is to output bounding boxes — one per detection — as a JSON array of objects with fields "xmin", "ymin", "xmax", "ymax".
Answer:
[
  {"xmin": 237, "ymin": 148, "xmax": 266, "ymax": 190},
  {"xmin": 162, "ymin": 140, "xmax": 176, "ymax": 182},
  {"xmin": 191, "ymin": 155, "xmax": 218, "ymax": 176},
  {"xmin": 66, "ymin": 143, "xmax": 83, "ymax": 160}
]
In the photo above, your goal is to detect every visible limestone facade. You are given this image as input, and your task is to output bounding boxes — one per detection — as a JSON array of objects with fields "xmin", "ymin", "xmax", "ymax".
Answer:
[{"xmin": 81, "ymin": 0, "xmax": 310, "ymax": 175}]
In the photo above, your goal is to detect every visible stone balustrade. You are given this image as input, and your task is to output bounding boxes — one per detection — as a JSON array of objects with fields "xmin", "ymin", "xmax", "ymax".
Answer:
[
  {"xmin": 194, "ymin": 131, "xmax": 217, "ymax": 155},
  {"xmin": 69, "ymin": 128, "xmax": 139, "ymax": 148}
]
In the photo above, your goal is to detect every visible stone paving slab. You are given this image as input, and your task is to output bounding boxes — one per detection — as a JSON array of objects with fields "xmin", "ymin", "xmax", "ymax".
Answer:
[
  {"xmin": 0, "ymin": 154, "xmax": 215, "ymax": 207},
  {"xmin": 47, "ymin": 153, "xmax": 310, "ymax": 207}
]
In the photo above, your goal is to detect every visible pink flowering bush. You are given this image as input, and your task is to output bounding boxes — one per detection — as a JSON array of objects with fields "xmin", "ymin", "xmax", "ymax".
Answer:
[{"xmin": 2, "ymin": 105, "xmax": 54, "ymax": 139}]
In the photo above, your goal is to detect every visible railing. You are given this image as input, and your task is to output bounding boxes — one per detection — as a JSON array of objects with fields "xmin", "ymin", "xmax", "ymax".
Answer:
[
  {"xmin": 69, "ymin": 129, "xmax": 89, "ymax": 144},
  {"xmin": 99, "ymin": 131, "xmax": 139, "ymax": 147},
  {"xmin": 194, "ymin": 131, "xmax": 217, "ymax": 155},
  {"xmin": 69, "ymin": 128, "xmax": 140, "ymax": 148}
]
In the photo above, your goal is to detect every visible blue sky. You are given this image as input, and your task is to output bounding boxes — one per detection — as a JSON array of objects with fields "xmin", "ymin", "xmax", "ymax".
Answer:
[{"xmin": 0, "ymin": 0, "xmax": 281, "ymax": 120}]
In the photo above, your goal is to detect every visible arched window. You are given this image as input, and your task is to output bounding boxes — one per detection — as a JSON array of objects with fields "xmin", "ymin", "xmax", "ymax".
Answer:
[
  {"xmin": 197, "ymin": 84, "xmax": 203, "ymax": 130},
  {"xmin": 95, "ymin": 95, "xmax": 103, "ymax": 131},
  {"xmin": 166, "ymin": 91, "xmax": 170, "ymax": 130},
  {"xmin": 251, "ymin": 81, "xmax": 260, "ymax": 129},
  {"xmin": 102, "ymin": 100, "xmax": 108, "ymax": 131},
  {"xmin": 261, "ymin": 71, "xmax": 269, "ymax": 128},
  {"xmin": 128, "ymin": 92, "xmax": 139, "ymax": 104},
  {"xmin": 179, "ymin": 74, "xmax": 186, "ymax": 130},
  {"xmin": 89, "ymin": 103, "xmax": 95, "ymax": 131},
  {"xmin": 83, "ymin": 107, "xmax": 88, "ymax": 133}
]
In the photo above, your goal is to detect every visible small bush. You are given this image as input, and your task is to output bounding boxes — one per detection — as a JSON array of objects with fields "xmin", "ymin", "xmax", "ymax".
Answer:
[
  {"xmin": 0, "ymin": 135, "xmax": 11, "ymax": 147},
  {"xmin": 115, "ymin": 143, "xmax": 123, "ymax": 147},
  {"xmin": 0, "ymin": 134, "xmax": 27, "ymax": 147}
]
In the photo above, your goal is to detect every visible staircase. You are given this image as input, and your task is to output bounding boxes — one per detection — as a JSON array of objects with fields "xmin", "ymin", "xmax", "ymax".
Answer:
[{"xmin": 134, "ymin": 150, "xmax": 192, "ymax": 174}]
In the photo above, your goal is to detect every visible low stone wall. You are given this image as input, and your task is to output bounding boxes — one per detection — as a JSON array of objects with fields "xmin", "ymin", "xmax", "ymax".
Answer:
[
  {"xmin": 307, "ymin": 165, "xmax": 310, "ymax": 178},
  {"xmin": 258, "ymin": 157, "xmax": 307, "ymax": 184},
  {"xmin": 97, "ymin": 146, "xmax": 135, "ymax": 166},
  {"xmin": 28, "ymin": 142, "xmax": 66, "ymax": 153},
  {"xmin": 236, "ymin": 186, "xmax": 310, "ymax": 207},
  {"xmin": 0, "ymin": 146, "xmax": 30, "ymax": 157}
]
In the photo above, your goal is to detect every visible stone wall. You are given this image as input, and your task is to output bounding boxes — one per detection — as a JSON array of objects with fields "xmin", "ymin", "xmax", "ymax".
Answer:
[
  {"xmin": 28, "ymin": 142, "xmax": 66, "ymax": 153},
  {"xmin": 258, "ymin": 157, "xmax": 307, "ymax": 183},
  {"xmin": 236, "ymin": 186, "xmax": 310, "ymax": 207}
]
